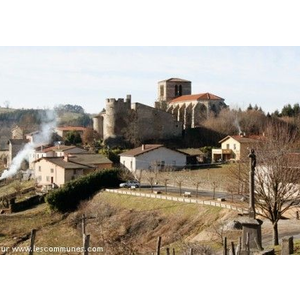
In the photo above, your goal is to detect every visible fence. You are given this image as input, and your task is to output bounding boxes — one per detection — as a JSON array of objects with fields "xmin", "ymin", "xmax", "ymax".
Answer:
[{"xmin": 105, "ymin": 189, "xmax": 248, "ymax": 213}]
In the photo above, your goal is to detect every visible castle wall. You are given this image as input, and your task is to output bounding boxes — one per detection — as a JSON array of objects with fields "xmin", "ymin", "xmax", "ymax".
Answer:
[{"xmin": 131, "ymin": 103, "xmax": 182, "ymax": 142}]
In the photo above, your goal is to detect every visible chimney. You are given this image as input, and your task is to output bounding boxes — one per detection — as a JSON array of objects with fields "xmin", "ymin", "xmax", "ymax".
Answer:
[
  {"xmin": 142, "ymin": 144, "xmax": 145, "ymax": 151},
  {"xmin": 64, "ymin": 153, "xmax": 69, "ymax": 162}
]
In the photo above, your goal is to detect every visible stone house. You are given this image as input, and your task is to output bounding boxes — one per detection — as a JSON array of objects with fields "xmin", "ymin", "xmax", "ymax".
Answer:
[
  {"xmin": 12, "ymin": 126, "xmax": 24, "ymax": 139},
  {"xmin": 119, "ymin": 144, "xmax": 187, "ymax": 172},
  {"xmin": 34, "ymin": 153, "xmax": 112, "ymax": 188},
  {"xmin": 212, "ymin": 134, "xmax": 261, "ymax": 162}
]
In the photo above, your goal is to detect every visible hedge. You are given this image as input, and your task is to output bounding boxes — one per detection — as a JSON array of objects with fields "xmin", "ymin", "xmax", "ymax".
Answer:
[{"xmin": 45, "ymin": 168, "xmax": 121, "ymax": 212}]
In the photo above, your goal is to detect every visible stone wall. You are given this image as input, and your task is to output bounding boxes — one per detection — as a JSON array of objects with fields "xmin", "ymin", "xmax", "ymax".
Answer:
[
  {"xmin": 131, "ymin": 103, "xmax": 182, "ymax": 143},
  {"xmin": 94, "ymin": 95, "xmax": 183, "ymax": 147}
]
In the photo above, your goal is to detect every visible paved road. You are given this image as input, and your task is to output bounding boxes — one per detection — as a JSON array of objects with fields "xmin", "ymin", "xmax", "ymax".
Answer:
[{"xmin": 137, "ymin": 184, "xmax": 242, "ymax": 201}]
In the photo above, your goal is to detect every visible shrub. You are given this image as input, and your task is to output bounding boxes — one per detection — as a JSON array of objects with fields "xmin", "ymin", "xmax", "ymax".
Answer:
[{"xmin": 45, "ymin": 168, "xmax": 121, "ymax": 213}]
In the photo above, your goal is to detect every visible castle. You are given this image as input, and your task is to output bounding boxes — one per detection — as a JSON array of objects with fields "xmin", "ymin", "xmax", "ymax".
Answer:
[{"xmin": 93, "ymin": 78, "xmax": 226, "ymax": 146}]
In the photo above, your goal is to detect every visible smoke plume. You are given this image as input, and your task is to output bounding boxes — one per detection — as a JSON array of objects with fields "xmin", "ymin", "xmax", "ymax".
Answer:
[
  {"xmin": 234, "ymin": 117, "xmax": 242, "ymax": 135},
  {"xmin": 0, "ymin": 110, "xmax": 57, "ymax": 180}
]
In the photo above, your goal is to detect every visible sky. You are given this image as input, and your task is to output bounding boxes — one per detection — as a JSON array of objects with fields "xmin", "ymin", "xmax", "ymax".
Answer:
[{"xmin": 1, "ymin": 47, "xmax": 300, "ymax": 114}]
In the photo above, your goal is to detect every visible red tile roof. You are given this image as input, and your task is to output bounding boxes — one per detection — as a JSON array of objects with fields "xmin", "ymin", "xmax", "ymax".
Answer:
[
  {"xmin": 41, "ymin": 145, "xmax": 77, "ymax": 153},
  {"xmin": 170, "ymin": 93, "xmax": 224, "ymax": 103}
]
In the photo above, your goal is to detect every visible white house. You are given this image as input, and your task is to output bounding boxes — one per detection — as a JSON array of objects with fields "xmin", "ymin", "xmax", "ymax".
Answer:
[{"xmin": 120, "ymin": 144, "xmax": 187, "ymax": 172}]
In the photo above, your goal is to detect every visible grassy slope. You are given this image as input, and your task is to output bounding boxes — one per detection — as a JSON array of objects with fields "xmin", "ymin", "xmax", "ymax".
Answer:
[
  {"xmin": 0, "ymin": 180, "xmax": 35, "ymax": 198},
  {"xmin": 0, "ymin": 191, "xmax": 235, "ymax": 255},
  {"xmin": 2, "ymin": 191, "xmax": 298, "ymax": 255}
]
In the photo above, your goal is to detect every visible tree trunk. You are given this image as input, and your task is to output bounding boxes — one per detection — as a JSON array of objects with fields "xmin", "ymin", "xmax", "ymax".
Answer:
[{"xmin": 273, "ymin": 222, "xmax": 279, "ymax": 246}]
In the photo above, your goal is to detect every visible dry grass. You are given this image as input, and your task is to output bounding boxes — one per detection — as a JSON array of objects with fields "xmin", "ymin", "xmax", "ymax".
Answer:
[
  {"xmin": 0, "ymin": 180, "xmax": 35, "ymax": 198},
  {"xmin": 0, "ymin": 191, "xmax": 238, "ymax": 255},
  {"xmin": 0, "ymin": 204, "xmax": 82, "ymax": 255}
]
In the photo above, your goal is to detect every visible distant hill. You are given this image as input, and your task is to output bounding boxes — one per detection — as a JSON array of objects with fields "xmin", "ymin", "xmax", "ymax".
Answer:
[{"xmin": 0, "ymin": 106, "xmax": 92, "ymax": 148}]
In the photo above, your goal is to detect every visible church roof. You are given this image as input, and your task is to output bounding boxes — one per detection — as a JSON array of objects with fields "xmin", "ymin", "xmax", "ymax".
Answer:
[
  {"xmin": 169, "ymin": 93, "xmax": 224, "ymax": 103},
  {"xmin": 158, "ymin": 78, "xmax": 191, "ymax": 83}
]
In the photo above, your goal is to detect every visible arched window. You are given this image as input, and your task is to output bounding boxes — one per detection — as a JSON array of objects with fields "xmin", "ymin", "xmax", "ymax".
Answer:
[
  {"xmin": 160, "ymin": 85, "xmax": 164, "ymax": 97},
  {"xmin": 175, "ymin": 85, "xmax": 178, "ymax": 96}
]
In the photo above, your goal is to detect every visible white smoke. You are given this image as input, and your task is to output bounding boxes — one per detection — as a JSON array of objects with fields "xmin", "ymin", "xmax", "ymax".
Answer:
[
  {"xmin": 234, "ymin": 117, "xmax": 242, "ymax": 135},
  {"xmin": 0, "ymin": 110, "xmax": 57, "ymax": 180}
]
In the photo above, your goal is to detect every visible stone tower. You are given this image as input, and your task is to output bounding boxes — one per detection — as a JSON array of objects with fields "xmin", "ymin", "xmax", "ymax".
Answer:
[
  {"xmin": 92, "ymin": 114, "xmax": 104, "ymax": 139},
  {"xmin": 155, "ymin": 78, "xmax": 191, "ymax": 110},
  {"xmin": 103, "ymin": 95, "xmax": 132, "ymax": 143}
]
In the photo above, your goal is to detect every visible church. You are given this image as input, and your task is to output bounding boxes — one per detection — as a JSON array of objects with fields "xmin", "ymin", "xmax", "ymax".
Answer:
[
  {"xmin": 93, "ymin": 78, "xmax": 226, "ymax": 146},
  {"xmin": 155, "ymin": 78, "xmax": 226, "ymax": 129}
]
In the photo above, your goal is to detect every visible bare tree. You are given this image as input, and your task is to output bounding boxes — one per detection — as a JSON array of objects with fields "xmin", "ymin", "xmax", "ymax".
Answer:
[
  {"xmin": 119, "ymin": 167, "xmax": 134, "ymax": 182},
  {"xmin": 211, "ymin": 181, "xmax": 219, "ymax": 200},
  {"xmin": 133, "ymin": 169, "xmax": 143, "ymax": 191},
  {"xmin": 145, "ymin": 172, "xmax": 155, "ymax": 193},
  {"xmin": 253, "ymin": 122, "xmax": 300, "ymax": 245},
  {"xmin": 174, "ymin": 175, "xmax": 185, "ymax": 196}
]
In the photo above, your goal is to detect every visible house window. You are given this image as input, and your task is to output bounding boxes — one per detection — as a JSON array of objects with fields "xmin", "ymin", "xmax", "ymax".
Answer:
[
  {"xmin": 161, "ymin": 161, "xmax": 165, "ymax": 167},
  {"xmin": 226, "ymin": 144, "xmax": 230, "ymax": 150},
  {"xmin": 74, "ymin": 169, "xmax": 77, "ymax": 175},
  {"xmin": 51, "ymin": 168, "xmax": 54, "ymax": 173},
  {"xmin": 233, "ymin": 144, "xmax": 236, "ymax": 150},
  {"xmin": 38, "ymin": 166, "xmax": 41, "ymax": 172},
  {"xmin": 130, "ymin": 161, "xmax": 133, "ymax": 170},
  {"xmin": 46, "ymin": 176, "xmax": 50, "ymax": 182}
]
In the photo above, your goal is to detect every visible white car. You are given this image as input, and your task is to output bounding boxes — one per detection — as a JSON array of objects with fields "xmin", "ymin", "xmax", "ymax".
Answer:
[{"xmin": 119, "ymin": 180, "xmax": 140, "ymax": 188}]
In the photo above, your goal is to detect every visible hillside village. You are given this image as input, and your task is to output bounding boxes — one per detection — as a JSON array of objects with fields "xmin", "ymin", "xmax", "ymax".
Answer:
[{"xmin": 1, "ymin": 77, "xmax": 300, "ymax": 255}]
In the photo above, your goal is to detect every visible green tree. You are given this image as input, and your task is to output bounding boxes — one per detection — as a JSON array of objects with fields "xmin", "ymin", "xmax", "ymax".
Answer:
[
  {"xmin": 65, "ymin": 131, "xmax": 82, "ymax": 145},
  {"xmin": 281, "ymin": 104, "xmax": 294, "ymax": 117}
]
